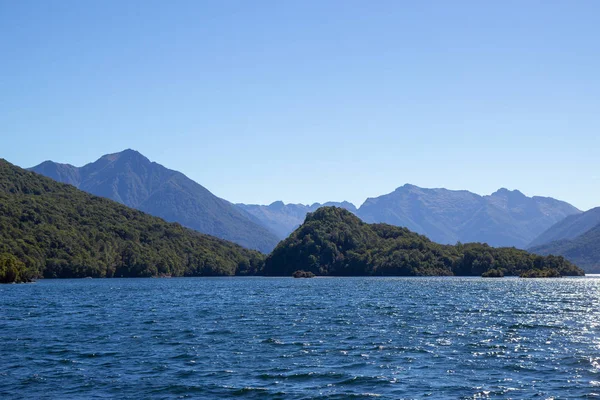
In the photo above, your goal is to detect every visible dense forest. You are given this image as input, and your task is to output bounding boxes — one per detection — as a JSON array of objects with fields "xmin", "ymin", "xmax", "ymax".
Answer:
[
  {"xmin": 0, "ymin": 160, "xmax": 264, "ymax": 282},
  {"xmin": 264, "ymin": 207, "xmax": 584, "ymax": 277},
  {"xmin": 0, "ymin": 161, "xmax": 585, "ymax": 283}
]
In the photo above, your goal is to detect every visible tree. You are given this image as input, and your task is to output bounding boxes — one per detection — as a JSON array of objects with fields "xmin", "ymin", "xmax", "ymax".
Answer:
[{"xmin": 0, "ymin": 253, "xmax": 30, "ymax": 283}]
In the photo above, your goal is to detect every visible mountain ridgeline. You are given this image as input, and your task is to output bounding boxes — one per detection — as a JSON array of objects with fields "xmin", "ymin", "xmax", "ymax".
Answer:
[
  {"xmin": 0, "ymin": 160, "xmax": 585, "ymax": 283},
  {"xmin": 237, "ymin": 185, "xmax": 580, "ymax": 250},
  {"xmin": 6, "ymin": 149, "xmax": 592, "ymax": 279},
  {"xmin": 528, "ymin": 207, "xmax": 600, "ymax": 273},
  {"xmin": 264, "ymin": 207, "xmax": 583, "ymax": 277},
  {"xmin": 237, "ymin": 201, "xmax": 357, "ymax": 239},
  {"xmin": 357, "ymin": 185, "xmax": 581, "ymax": 249},
  {"xmin": 30, "ymin": 150, "xmax": 279, "ymax": 253},
  {"xmin": 32, "ymin": 150, "xmax": 582, "ymax": 253},
  {"xmin": 530, "ymin": 226, "xmax": 600, "ymax": 273},
  {"xmin": 529, "ymin": 206, "xmax": 600, "ymax": 246},
  {"xmin": 0, "ymin": 160, "xmax": 264, "ymax": 282}
]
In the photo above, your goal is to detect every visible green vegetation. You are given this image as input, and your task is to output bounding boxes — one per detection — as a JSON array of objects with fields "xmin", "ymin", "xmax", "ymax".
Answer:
[
  {"xmin": 0, "ymin": 160, "xmax": 264, "ymax": 283},
  {"xmin": 264, "ymin": 207, "xmax": 584, "ymax": 277},
  {"xmin": 481, "ymin": 268, "xmax": 504, "ymax": 278},
  {"xmin": 520, "ymin": 269, "xmax": 561, "ymax": 278},
  {"xmin": 0, "ymin": 253, "xmax": 32, "ymax": 283},
  {"xmin": 0, "ymin": 162, "xmax": 586, "ymax": 284},
  {"xmin": 292, "ymin": 270, "xmax": 315, "ymax": 278}
]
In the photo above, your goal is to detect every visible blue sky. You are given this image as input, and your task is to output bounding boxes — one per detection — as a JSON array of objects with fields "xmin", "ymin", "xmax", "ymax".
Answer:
[{"xmin": 1, "ymin": 0, "xmax": 599, "ymax": 210}]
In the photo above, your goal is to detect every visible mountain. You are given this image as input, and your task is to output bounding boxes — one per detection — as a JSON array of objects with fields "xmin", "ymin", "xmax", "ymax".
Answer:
[
  {"xmin": 529, "ymin": 223, "xmax": 600, "ymax": 273},
  {"xmin": 0, "ymin": 159, "xmax": 264, "ymax": 282},
  {"xmin": 528, "ymin": 207, "xmax": 600, "ymax": 247},
  {"xmin": 263, "ymin": 207, "xmax": 583, "ymax": 277},
  {"xmin": 356, "ymin": 184, "xmax": 580, "ymax": 248},
  {"xmin": 30, "ymin": 149, "xmax": 280, "ymax": 253},
  {"xmin": 528, "ymin": 207, "xmax": 600, "ymax": 273},
  {"xmin": 237, "ymin": 201, "xmax": 357, "ymax": 239}
]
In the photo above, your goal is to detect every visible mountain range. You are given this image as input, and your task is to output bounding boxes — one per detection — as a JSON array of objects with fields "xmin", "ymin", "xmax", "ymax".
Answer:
[
  {"xmin": 29, "ymin": 149, "xmax": 586, "ymax": 255},
  {"xmin": 239, "ymin": 184, "xmax": 581, "ymax": 249},
  {"xmin": 357, "ymin": 184, "xmax": 580, "ymax": 248},
  {"xmin": 0, "ymin": 159, "xmax": 584, "ymax": 282},
  {"xmin": 30, "ymin": 150, "xmax": 280, "ymax": 253},
  {"xmin": 529, "ymin": 207, "xmax": 600, "ymax": 248},
  {"xmin": 528, "ymin": 207, "xmax": 600, "ymax": 272},
  {"xmin": 237, "ymin": 201, "xmax": 357, "ymax": 239}
]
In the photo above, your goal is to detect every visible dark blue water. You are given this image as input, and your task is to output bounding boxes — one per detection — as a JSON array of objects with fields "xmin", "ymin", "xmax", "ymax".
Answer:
[{"xmin": 2, "ymin": 277, "xmax": 600, "ymax": 399}]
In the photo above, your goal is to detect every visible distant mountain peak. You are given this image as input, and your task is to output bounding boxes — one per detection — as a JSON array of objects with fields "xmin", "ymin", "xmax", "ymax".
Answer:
[
  {"xmin": 37, "ymin": 160, "xmax": 58, "ymax": 167},
  {"xmin": 396, "ymin": 183, "xmax": 418, "ymax": 191},
  {"xmin": 30, "ymin": 151, "xmax": 280, "ymax": 253},
  {"xmin": 325, "ymin": 200, "xmax": 356, "ymax": 208},
  {"xmin": 357, "ymin": 184, "xmax": 580, "ymax": 248},
  {"xmin": 100, "ymin": 148, "xmax": 149, "ymax": 164},
  {"xmin": 237, "ymin": 200, "xmax": 358, "ymax": 240},
  {"xmin": 28, "ymin": 160, "xmax": 81, "ymax": 187},
  {"xmin": 491, "ymin": 188, "xmax": 526, "ymax": 198}
]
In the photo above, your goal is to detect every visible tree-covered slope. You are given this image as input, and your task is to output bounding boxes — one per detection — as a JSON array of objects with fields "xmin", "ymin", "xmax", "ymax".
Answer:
[
  {"xmin": 357, "ymin": 185, "xmax": 580, "ymax": 248},
  {"xmin": 264, "ymin": 207, "xmax": 583, "ymax": 277},
  {"xmin": 529, "ymin": 207, "xmax": 600, "ymax": 248},
  {"xmin": 30, "ymin": 150, "xmax": 280, "ymax": 253},
  {"xmin": 0, "ymin": 159, "xmax": 264, "ymax": 282},
  {"xmin": 529, "ymin": 223, "xmax": 600, "ymax": 273}
]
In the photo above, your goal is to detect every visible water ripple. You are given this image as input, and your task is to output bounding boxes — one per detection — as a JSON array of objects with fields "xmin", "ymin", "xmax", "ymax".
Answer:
[{"xmin": 1, "ymin": 276, "xmax": 600, "ymax": 398}]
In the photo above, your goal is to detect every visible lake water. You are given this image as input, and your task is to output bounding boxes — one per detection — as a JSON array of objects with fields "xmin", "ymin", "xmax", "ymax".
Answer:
[{"xmin": 1, "ymin": 277, "xmax": 600, "ymax": 399}]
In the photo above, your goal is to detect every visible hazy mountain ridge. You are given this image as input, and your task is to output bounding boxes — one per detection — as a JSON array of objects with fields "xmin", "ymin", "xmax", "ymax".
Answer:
[
  {"xmin": 30, "ymin": 150, "xmax": 280, "ymax": 253},
  {"xmin": 529, "ymin": 207, "xmax": 600, "ymax": 247},
  {"xmin": 356, "ymin": 185, "xmax": 580, "ymax": 248},
  {"xmin": 31, "ymin": 160, "xmax": 82, "ymax": 187},
  {"xmin": 528, "ymin": 207, "xmax": 600, "ymax": 272},
  {"xmin": 529, "ymin": 223, "xmax": 600, "ymax": 273},
  {"xmin": 237, "ymin": 201, "xmax": 357, "ymax": 239},
  {"xmin": 30, "ymin": 151, "xmax": 582, "ymax": 251}
]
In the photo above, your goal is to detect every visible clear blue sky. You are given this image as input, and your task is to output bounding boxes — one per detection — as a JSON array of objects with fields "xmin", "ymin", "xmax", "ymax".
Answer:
[{"xmin": 1, "ymin": 0, "xmax": 599, "ymax": 210}]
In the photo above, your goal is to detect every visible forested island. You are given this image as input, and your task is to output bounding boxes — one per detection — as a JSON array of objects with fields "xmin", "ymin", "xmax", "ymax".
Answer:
[
  {"xmin": 0, "ymin": 160, "xmax": 585, "ymax": 283},
  {"xmin": 264, "ymin": 207, "xmax": 583, "ymax": 277}
]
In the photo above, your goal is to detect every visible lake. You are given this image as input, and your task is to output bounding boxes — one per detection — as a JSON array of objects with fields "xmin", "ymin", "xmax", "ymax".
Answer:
[{"xmin": 1, "ymin": 277, "xmax": 600, "ymax": 399}]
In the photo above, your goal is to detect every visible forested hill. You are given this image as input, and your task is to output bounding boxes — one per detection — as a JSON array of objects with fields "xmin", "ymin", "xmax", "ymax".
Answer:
[
  {"xmin": 264, "ymin": 207, "xmax": 584, "ymax": 277},
  {"xmin": 0, "ymin": 160, "xmax": 264, "ymax": 282},
  {"xmin": 0, "ymin": 162, "xmax": 585, "ymax": 283}
]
